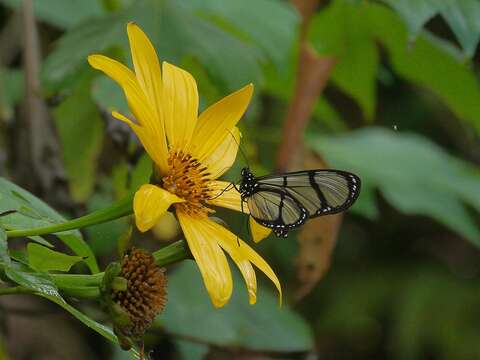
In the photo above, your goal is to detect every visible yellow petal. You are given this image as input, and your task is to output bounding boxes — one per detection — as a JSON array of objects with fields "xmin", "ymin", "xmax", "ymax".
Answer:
[
  {"xmin": 207, "ymin": 180, "xmax": 247, "ymax": 214},
  {"xmin": 177, "ymin": 212, "xmax": 233, "ymax": 307},
  {"xmin": 89, "ymin": 55, "xmax": 169, "ymax": 173},
  {"xmin": 202, "ymin": 127, "xmax": 241, "ymax": 179},
  {"xmin": 162, "ymin": 62, "xmax": 199, "ymax": 149},
  {"xmin": 88, "ymin": 55, "xmax": 151, "ymax": 127},
  {"xmin": 207, "ymin": 218, "xmax": 282, "ymax": 305},
  {"xmin": 133, "ymin": 184, "xmax": 184, "ymax": 232},
  {"xmin": 189, "ymin": 84, "xmax": 253, "ymax": 162},
  {"xmin": 203, "ymin": 219, "xmax": 257, "ymax": 304},
  {"xmin": 249, "ymin": 216, "xmax": 272, "ymax": 243},
  {"xmin": 127, "ymin": 23, "xmax": 163, "ymax": 121},
  {"xmin": 238, "ymin": 238, "xmax": 282, "ymax": 306}
]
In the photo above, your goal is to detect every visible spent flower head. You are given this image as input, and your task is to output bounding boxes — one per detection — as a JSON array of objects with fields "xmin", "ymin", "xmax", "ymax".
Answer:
[
  {"xmin": 88, "ymin": 23, "xmax": 281, "ymax": 307},
  {"xmin": 113, "ymin": 248, "xmax": 167, "ymax": 339}
]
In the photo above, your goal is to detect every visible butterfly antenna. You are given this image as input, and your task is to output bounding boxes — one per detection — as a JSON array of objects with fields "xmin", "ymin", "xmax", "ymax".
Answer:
[
  {"xmin": 226, "ymin": 128, "xmax": 250, "ymax": 169},
  {"xmin": 208, "ymin": 183, "xmax": 234, "ymax": 200}
]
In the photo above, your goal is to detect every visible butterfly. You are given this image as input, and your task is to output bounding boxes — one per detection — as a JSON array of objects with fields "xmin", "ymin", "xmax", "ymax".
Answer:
[{"xmin": 238, "ymin": 167, "xmax": 361, "ymax": 237}]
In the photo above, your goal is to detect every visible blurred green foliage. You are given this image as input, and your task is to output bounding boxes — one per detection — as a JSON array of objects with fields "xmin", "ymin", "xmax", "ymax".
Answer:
[{"xmin": 1, "ymin": 0, "xmax": 480, "ymax": 359}]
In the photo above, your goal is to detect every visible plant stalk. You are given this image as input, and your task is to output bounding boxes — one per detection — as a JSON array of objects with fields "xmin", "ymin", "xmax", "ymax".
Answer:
[
  {"xmin": 6, "ymin": 194, "xmax": 134, "ymax": 238},
  {"xmin": 51, "ymin": 240, "xmax": 190, "ymax": 299}
]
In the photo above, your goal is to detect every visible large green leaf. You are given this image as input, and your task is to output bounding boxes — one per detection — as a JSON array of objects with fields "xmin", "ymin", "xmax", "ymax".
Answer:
[
  {"xmin": 52, "ymin": 71, "xmax": 104, "ymax": 202},
  {"xmin": 159, "ymin": 261, "xmax": 313, "ymax": 352},
  {"xmin": 308, "ymin": 127, "xmax": 480, "ymax": 245},
  {"xmin": 0, "ymin": 177, "xmax": 99, "ymax": 273},
  {"xmin": 368, "ymin": 2, "xmax": 480, "ymax": 132},
  {"xmin": 309, "ymin": 1, "xmax": 378, "ymax": 120},
  {"xmin": 0, "ymin": 0, "xmax": 104, "ymax": 29},
  {"xmin": 138, "ymin": 0, "xmax": 263, "ymax": 91},
  {"xmin": 382, "ymin": 0, "xmax": 480, "ymax": 57},
  {"xmin": 42, "ymin": 11, "xmax": 127, "ymax": 86},
  {"xmin": 440, "ymin": 0, "xmax": 480, "ymax": 58},
  {"xmin": 183, "ymin": 0, "xmax": 299, "ymax": 69},
  {"xmin": 43, "ymin": 0, "xmax": 264, "ymax": 93},
  {"xmin": 381, "ymin": 0, "xmax": 440, "ymax": 38},
  {"xmin": 308, "ymin": 1, "xmax": 480, "ymax": 131}
]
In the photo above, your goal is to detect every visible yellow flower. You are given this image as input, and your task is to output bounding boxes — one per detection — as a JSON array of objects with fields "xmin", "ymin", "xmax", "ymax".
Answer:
[{"xmin": 88, "ymin": 23, "xmax": 281, "ymax": 307}]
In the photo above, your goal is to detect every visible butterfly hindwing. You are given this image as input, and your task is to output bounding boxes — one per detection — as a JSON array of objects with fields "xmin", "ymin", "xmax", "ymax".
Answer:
[{"xmin": 246, "ymin": 189, "xmax": 308, "ymax": 236}]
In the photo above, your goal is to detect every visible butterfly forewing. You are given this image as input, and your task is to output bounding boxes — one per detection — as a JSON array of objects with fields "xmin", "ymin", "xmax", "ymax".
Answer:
[{"xmin": 256, "ymin": 170, "xmax": 360, "ymax": 217}]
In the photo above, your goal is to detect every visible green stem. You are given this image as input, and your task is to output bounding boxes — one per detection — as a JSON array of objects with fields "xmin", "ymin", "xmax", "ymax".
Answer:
[
  {"xmin": 6, "ymin": 194, "xmax": 134, "ymax": 238},
  {"xmin": 51, "ymin": 240, "xmax": 190, "ymax": 299},
  {"xmin": 153, "ymin": 239, "xmax": 191, "ymax": 266},
  {"xmin": 52, "ymin": 272, "xmax": 105, "ymax": 289},
  {"xmin": 60, "ymin": 286, "xmax": 101, "ymax": 299},
  {"xmin": 0, "ymin": 285, "xmax": 34, "ymax": 295}
]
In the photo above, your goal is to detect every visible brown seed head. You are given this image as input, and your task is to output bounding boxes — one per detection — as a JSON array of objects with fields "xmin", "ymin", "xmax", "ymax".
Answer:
[{"xmin": 112, "ymin": 248, "xmax": 167, "ymax": 338}]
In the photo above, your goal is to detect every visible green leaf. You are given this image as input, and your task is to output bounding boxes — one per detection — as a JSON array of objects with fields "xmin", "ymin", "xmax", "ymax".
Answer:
[
  {"xmin": 308, "ymin": 127, "xmax": 480, "ymax": 246},
  {"xmin": 28, "ymin": 236, "xmax": 54, "ymax": 248},
  {"xmin": 43, "ymin": 0, "xmax": 264, "ymax": 93},
  {"xmin": 0, "ymin": 177, "xmax": 99, "ymax": 273},
  {"xmin": 309, "ymin": 1, "xmax": 378, "ymax": 120},
  {"xmin": 5, "ymin": 262, "xmax": 62, "ymax": 297},
  {"xmin": 27, "ymin": 243, "xmax": 84, "ymax": 272},
  {"xmin": 159, "ymin": 262, "xmax": 314, "ymax": 352},
  {"xmin": 0, "ymin": 0, "xmax": 104, "ymax": 29},
  {"xmin": 9, "ymin": 249, "xmax": 29, "ymax": 266},
  {"xmin": 52, "ymin": 71, "xmax": 104, "ymax": 202},
  {"xmin": 382, "ymin": 0, "xmax": 480, "ymax": 57},
  {"xmin": 141, "ymin": 0, "xmax": 263, "ymax": 91},
  {"xmin": 349, "ymin": 182, "xmax": 378, "ymax": 220},
  {"xmin": 183, "ymin": 0, "xmax": 299, "ymax": 69},
  {"xmin": 42, "ymin": 13, "xmax": 127, "ymax": 86},
  {"xmin": 369, "ymin": 2, "xmax": 480, "ymax": 132},
  {"xmin": 381, "ymin": 0, "xmax": 440, "ymax": 39},
  {"xmin": 440, "ymin": 0, "xmax": 480, "ymax": 58}
]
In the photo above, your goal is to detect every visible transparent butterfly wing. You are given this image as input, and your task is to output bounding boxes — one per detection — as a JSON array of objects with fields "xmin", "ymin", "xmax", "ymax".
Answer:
[
  {"xmin": 246, "ymin": 190, "xmax": 308, "ymax": 234},
  {"xmin": 255, "ymin": 169, "xmax": 360, "ymax": 218}
]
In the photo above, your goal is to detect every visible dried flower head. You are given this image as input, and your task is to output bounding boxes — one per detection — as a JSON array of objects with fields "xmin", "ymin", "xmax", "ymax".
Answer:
[{"xmin": 112, "ymin": 248, "xmax": 167, "ymax": 338}]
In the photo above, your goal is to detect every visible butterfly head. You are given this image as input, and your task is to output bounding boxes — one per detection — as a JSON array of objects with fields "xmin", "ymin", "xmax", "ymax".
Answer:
[{"xmin": 239, "ymin": 167, "xmax": 256, "ymax": 198}]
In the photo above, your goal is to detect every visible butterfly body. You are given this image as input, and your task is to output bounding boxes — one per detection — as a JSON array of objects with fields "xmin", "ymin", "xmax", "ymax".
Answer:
[{"xmin": 239, "ymin": 167, "xmax": 361, "ymax": 238}]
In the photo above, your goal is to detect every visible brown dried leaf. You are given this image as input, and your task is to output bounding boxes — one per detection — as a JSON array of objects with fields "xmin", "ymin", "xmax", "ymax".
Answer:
[{"xmin": 294, "ymin": 151, "xmax": 344, "ymax": 301}]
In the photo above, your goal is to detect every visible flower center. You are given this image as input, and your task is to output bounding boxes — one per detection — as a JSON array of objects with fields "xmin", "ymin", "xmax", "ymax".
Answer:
[{"xmin": 162, "ymin": 150, "xmax": 213, "ymax": 218}]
